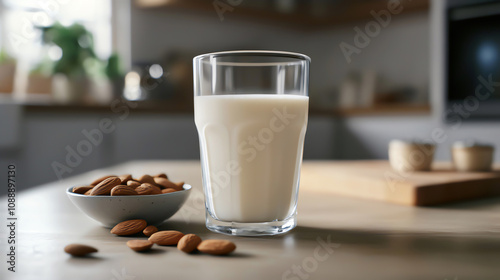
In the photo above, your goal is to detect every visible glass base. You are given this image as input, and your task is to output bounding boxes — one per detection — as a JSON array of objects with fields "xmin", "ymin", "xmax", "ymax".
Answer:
[{"xmin": 205, "ymin": 212, "xmax": 296, "ymax": 236}]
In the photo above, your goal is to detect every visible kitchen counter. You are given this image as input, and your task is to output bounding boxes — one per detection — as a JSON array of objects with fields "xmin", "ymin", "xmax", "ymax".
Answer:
[{"xmin": 1, "ymin": 160, "xmax": 499, "ymax": 279}]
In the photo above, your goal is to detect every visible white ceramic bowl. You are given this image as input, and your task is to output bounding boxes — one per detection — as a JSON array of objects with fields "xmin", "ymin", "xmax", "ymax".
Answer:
[
  {"xmin": 389, "ymin": 140, "xmax": 436, "ymax": 172},
  {"xmin": 66, "ymin": 184, "xmax": 192, "ymax": 228},
  {"xmin": 452, "ymin": 142, "xmax": 494, "ymax": 172}
]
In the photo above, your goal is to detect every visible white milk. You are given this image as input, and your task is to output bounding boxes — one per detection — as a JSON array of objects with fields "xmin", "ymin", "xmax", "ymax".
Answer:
[{"xmin": 195, "ymin": 94, "xmax": 308, "ymax": 223}]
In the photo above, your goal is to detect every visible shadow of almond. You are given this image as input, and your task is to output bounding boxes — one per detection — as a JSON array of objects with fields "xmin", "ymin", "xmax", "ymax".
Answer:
[
  {"xmin": 133, "ymin": 248, "xmax": 166, "ymax": 255},
  {"xmin": 65, "ymin": 255, "xmax": 105, "ymax": 265}
]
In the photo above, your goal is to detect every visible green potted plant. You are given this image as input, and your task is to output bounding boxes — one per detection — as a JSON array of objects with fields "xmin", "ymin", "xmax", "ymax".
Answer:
[
  {"xmin": 27, "ymin": 57, "xmax": 53, "ymax": 95},
  {"xmin": 0, "ymin": 49, "xmax": 17, "ymax": 94},
  {"xmin": 40, "ymin": 23, "xmax": 101, "ymax": 103},
  {"xmin": 105, "ymin": 52, "xmax": 125, "ymax": 98}
]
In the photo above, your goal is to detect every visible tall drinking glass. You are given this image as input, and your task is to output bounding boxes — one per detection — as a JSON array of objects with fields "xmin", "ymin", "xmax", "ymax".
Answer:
[{"xmin": 193, "ymin": 50, "xmax": 310, "ymax": 236}]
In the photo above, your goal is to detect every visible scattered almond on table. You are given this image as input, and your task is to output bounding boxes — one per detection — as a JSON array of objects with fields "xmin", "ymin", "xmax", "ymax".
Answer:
[
  {"xmin": 65, "ymin": 218, "xmax": 237, "ymax": 257},
  {"xmin": 197, "ymin": 240, "xmax": 236, "ymax": 255},
  {"xmin": 64, "ymin": 244, "xmax": 98, "ymax": 257},
  {"xmin": 177, "ymin": 234, "xmax": 202, "ymax": 254},
  {"xmin": 143, "ymin": 225, "xmax": 159, "ymax": 237},
  {"xmin": 71, "ymin": 173, "xmax": 185, "ymax": 196},
  {"xmin": 148, "ymin": 230, "xmax": 185, "ymax": 246},
  {"xmin": 127, "ymin": 240, "xmax": 154, "ymax": 252}
]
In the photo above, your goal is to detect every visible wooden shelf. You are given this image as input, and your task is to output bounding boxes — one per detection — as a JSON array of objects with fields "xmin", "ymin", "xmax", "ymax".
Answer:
[
  {"xmin": 22, "ymin": 100, "xmax": 193, "ymax": 115},
  {"xmin": 135, "ymin": 0, "xmax": 429, "ymax": 30},
  {"xmin": 311, "ymin": 104, "xmax": 431, "ymax": 117},
  {"xmin": 20, "ymin": 101, "xmax": 430, "ymax": 117}
]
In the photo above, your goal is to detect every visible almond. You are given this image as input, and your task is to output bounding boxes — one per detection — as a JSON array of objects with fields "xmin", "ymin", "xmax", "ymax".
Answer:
[
  {"xmin": 72, "ymin": 185, "xmax": 93, "ymax": 194},
  {"xmin": 127, "ymin": 180, "xmax": 141, "ymax": 188},
  {"xmin": 177, "ymin": 234, "xmax": 202, "ymax": 253},
  {"xmin": 110, "ymin": 219, "xmax": 147, "ymax": 236},
  {"xmin": 154, "ymin": 177, "xmax": 181, "ymax": 190},
  {"xmin": 149, "ymin": 230, "xmax": 184, "ymax": 245},
  {"xmin": 154, "ymin": 173, "xmax": 168, "ymax": 179},
  {"xmin": 138, "ymin": 174, "xmax": 156, "ymax": 185},
  {"xmin": 64, "ymin": 244, "xmax": 98, "ymax": 256},
  {"xmin": 111, "ymin": 185, "xmax": 138, "ymax": 196},
  {"xmin": 161, "ymin": 188, "xmax": 177, "ymax": 194},
  {"xmin": 84, "ymin": 189, "xmax": 92, "ymax": 195},
  {"xmin": 126, "ymin": 240, "xmax": 153, "ymax": 252},
  {"xmin": 197, "ymin": 240, "xmax": 236, "ymax": 255},
  {"xmin": 143, "ymin": 225, "xmax": 158, "ymax": 237},
  {"xmin": 119, "ymin": 174, "xmax": 132, "ymax": 184},
  {"xmin": 90, "ymin": 175, "xmax": 115, "ymax": 186},
  {"xmin": 136, "ymin": 183, "xmax": 162, "ymax": 195},
  {"xmin": 176, "ymin": 182, "xmax": 185, "ymax": 189},
  {"xmin": 90, "ymin": 177, "xmax": 121, "ymax": 196}
]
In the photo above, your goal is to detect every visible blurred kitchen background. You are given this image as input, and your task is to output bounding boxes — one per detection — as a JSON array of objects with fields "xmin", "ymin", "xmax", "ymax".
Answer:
[{"xmin": 1, "ymin": 0, "xmax": 499, "ymax": 192}]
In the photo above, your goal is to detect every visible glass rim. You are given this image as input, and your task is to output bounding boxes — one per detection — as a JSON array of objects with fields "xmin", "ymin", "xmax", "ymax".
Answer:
[{"xmin": 193, "ymin": 50, "xmax": 311, "ymax": 65}]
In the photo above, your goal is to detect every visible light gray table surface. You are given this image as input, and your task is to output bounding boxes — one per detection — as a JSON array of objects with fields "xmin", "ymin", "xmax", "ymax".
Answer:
[{"xmin": 1, "ymin": 160, "xmax": 499, "ymax": 280}]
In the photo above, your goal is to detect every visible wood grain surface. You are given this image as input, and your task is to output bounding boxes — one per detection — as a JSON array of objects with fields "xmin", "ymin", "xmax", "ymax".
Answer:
[{"xmin": 300, "ymin": 161, "xmax": 500, "ymax": 206}]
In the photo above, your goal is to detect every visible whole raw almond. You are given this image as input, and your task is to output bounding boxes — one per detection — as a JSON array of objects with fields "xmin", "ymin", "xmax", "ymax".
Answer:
[
  {"xmin": 161, "ymin": 188, "xmax": 177, "ymax": 194},
  {"xmin": 176, "ymin": 182, "xmax": 185, "ymax": 189},
  {"xmin": 72, "ymin": 185, "xmax": 93, "ymax": 194},
  {"xmin": 110, "ymin": 219, "xmax": 147, "ymax": 236},
  {"xmin": 177, "ymin": 234, "xmax": 202, "ymax": 253},
  {"xmin": 64, "ymin": 244, "xmax": 98, "ymax": 257},
  {"xmin": 84, "ymin": 189, "xmax": 92, "ymax": 195},
  {"xmin": 111, "ymin": 185, "xmax": 138, "ymax": 196},
  {"xmin": 197, "ymin": 240, "xmax": 236, "ymax": 255},
  {"xmin": 138, "ymin": 174, "xmax": 156, "ymax": 185},
  {"xmin": 119, "ymin": 174, "xmax": 132, "ymax": 184},
  {"xmin": 127, "ymin": 180, "xmax": 141, "ymax": 188},
  {"xmin": 136, "ymin": 183, "xmax": 162, "ymax": 195},
  {"xmin": 143, "ymin": 225, "xmax": 158, "ymax": 237},
  {"xmin": 90, "ymin": 175, "xmax": 115, "ymax": 186},
  {"xmin": 90, "ymin": 177, "xmax": 121, "ymax": 196},
  {"xmin": 126, "ymin": 240, "xmax": 153, "ymax": 252},
  {"xmin": 149, "ymin": 231, "xmax": 184, "ymax": 245},
  {"xmin": 154, "ymin": 177, "xmax": 181, "ymax": 190},
  {"xmin": 154, "ymin": 173, "xmax": 168, "ymax": 179}
]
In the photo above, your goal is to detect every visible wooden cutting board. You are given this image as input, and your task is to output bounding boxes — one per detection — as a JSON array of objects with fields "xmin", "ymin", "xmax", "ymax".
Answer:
[{"xmin": 300, "ymin": 160, "xmax": 500, "ymax": 206}]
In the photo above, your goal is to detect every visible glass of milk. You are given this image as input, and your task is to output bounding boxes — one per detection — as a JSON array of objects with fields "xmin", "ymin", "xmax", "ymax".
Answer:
[{"xmin": 193, "ymin": 50, "xmax": 310, "ymax": 236}]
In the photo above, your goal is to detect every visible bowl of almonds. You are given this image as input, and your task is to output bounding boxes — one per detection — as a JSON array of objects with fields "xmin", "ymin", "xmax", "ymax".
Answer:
[{"xmin": 66, "ymin": 173, "xmax": 191, "ymax": 227}]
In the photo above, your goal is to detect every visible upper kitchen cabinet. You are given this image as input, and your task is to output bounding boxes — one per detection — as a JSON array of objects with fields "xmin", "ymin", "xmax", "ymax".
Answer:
[{"xmin": 135, "ymin": 0, "xmax": 429, "ymax": 30}]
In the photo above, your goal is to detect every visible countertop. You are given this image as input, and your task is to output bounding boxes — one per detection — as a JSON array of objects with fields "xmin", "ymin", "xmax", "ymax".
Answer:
[{"xmin": 1, "ymin": 160, "xmax": 499, "ymax": 280}]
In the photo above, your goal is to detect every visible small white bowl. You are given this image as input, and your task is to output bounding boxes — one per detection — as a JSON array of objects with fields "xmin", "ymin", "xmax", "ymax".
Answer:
[
  {"xmin": 389, "ymin": 140, "xmax": 436, "ymax": 172},
  {"xmin": 66, "ymin": 184, "xmax": 192, "ymax": 228},
  {"xmin": 452, "ymin": 141, "xmax": 494, "ymax": 172}
]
